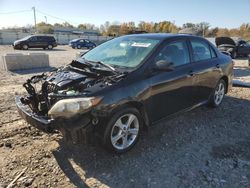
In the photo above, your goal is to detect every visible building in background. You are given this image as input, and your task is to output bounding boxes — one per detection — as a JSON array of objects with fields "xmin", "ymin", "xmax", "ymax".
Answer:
[{"xmin": 178, "ymin": 28, "xmax": 201, "ymax": 36}]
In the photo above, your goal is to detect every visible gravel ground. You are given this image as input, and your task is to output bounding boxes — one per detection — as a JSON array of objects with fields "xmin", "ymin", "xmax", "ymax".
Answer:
[{"xmin": 0, "ymin": 45, "xmax": 250, "ymax": 188}]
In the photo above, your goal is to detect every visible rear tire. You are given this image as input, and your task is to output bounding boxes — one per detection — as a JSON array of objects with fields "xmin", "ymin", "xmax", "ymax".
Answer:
[
  {"xmin": 103, "ymin": 107, "xmax": 143, "ymax": 153},
  {"xmin": 48, "ymin": 45, "xmax": 53, "ymax": 50},
  {"xmin": 208, "ymin": 79, "xmax": 226, "ymax": 108}
]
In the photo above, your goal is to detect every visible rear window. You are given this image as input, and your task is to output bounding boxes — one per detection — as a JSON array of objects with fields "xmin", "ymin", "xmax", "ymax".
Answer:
[{"xmin": 47, "ymin": 36, "xmax": 55, "ymax": 41}]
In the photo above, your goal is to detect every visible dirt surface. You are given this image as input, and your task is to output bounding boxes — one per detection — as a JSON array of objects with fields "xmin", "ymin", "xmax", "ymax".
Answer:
[{"xmin": 0, "ymin": 45, "xmax": 250, "ymax": 188}]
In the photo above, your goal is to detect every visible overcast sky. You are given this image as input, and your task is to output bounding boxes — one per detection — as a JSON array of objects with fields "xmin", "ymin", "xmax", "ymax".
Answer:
[{"xmin": 0, "ymin": 0, "xmax": 249, "ymax": 28}]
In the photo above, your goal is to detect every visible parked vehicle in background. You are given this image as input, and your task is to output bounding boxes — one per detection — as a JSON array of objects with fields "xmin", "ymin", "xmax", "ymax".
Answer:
[
  {"xmin": 16, "ymin": 34, "xmax": 233, "ymax": 153},
  {"xmin": 215, "ymin": 37, "xmax": 250, "ymax": 59},
  {"xmin": 69, "ymin": 38, "xmax": 96, "ymax": 49},
  {"xmin": 248, "ymin": 54, "xmax": 250, "ymax": 66},
  {"xmin": 236, "ymin": 40, "xmax": 250, "ymax": 58},
  {"xmin": 13, "ymin": 35, "xmax": 57, "ymax": 50}
]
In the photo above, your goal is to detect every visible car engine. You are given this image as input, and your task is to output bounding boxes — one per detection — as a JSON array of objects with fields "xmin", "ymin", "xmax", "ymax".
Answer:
[{"xmin": 20, "ymin": 60, "xmax": 127, "ymax": 115}]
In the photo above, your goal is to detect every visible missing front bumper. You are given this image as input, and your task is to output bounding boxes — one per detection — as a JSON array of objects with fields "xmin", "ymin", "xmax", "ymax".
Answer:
[
  {"xmin": 16, "ymin": 96, "xmax": 54, "ymax": 133},
  {"xmin": 15, "ymin": 96, "xmax": 95, "ymax": 144}
]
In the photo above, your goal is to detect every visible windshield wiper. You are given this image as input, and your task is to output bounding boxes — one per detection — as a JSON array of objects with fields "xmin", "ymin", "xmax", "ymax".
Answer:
[
  {"xmin": 70, "ymin": 59, "xmax": 92, "ymax": 69},
  {"xmin": 87, "ymin": 60, "xmax": 116, "ymax": 72}
]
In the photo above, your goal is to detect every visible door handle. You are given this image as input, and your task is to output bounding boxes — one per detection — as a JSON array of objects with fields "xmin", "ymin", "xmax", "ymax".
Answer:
[{"xmin": 216, "ymin": 64, "xmax": 220, "ymax": 68}]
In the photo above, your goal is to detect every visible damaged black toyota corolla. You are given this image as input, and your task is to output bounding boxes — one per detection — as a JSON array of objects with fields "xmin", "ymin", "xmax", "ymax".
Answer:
[{"xmin": 16, "ymin": 34, "xmax": 233, "ymax": 153}]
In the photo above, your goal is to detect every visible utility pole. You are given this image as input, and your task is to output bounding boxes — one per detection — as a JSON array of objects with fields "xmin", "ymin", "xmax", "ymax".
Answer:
[
  {"xmin": 44, "ymin": 16, "xmax": 47, "ymax": 24},
  {"xmin": 32, "ymin": 7, "xmax": 37, "ymax": 33},
  {"xmin": 203, "ymin": 25, "xmax": 205, "ymax": 37}
]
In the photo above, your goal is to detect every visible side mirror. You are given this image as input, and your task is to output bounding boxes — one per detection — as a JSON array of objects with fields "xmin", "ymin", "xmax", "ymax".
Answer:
[{"xmin": 154, "ymin": 60, "xmax": 175, "ymax": 72}]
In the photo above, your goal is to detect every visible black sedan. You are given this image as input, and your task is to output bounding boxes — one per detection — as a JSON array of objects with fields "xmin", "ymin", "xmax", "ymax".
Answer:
[
  {"xmin": 216, "ymin": 37, "xmax": 250, "ymax": 58},
  {"xmin": 16, "ymin": 34, "xmax": 233, "ymax": 153}
]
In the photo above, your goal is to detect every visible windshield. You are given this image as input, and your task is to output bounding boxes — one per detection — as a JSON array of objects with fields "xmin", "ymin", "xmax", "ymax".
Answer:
[
  {"xmin": 21, "ymin": 36, "xmax": 31, "ymax": 40},
  {"xmin": 82, "ymin": 36, "xmax": 160, "ymax": 68}
]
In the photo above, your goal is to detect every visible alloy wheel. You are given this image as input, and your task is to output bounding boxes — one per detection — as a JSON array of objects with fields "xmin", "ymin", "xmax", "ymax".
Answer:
[
  {"xmin": 48, "ymin": 45, "xmax": 53, "ymax": 50},
  {"xmin": 214, "ymin": 82, "xmax": 225, "ymax": 105},
  {"xmin": 110, "ymin": 113, "xmax": 139, "ymax": 150},
  {"xmin": 22, "ymin": 45, "xmax": 28, "ymax": 50}
]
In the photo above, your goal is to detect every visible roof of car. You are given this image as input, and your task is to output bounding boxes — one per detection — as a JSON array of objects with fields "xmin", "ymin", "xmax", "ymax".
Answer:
[
  {"xmin": 29, "ymin": 35, "xmax": 55, "ymax": 37},
  {"xmin": 126, "ymin": 33, "xmax": 202, "ymax": 40}
]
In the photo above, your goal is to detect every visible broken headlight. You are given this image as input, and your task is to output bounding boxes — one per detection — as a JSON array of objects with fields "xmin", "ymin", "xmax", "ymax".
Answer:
[{"xmin": 48, "ymin": 97, "xmax": 102, "ymax": 118}]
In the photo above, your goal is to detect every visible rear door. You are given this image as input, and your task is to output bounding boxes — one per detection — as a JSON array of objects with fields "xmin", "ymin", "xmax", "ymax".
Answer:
[
  {"xmin": 188, "ymin": 39, "xmax": 222, "ymax": 102},
  {"xmin": 37, "ymin": 36, "xmax": 48, "ymax": 47},
  {"xmin": 85, "ymin": 40, "xmax": 91, "ymax": 48},
  {"xmin": 79, "ymin": 39, "xmax": 85, "ymax": 47}
]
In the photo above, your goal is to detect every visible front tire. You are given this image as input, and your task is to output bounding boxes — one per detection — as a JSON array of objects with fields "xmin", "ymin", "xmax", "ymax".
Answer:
[
  {"xmin": 77, "ymin": 45, "xmax": 81, "ymax": 49},
  {"xmin": 22, "ymin": 44, "xmax": 28, "ymax": 50},
  {"xmin": 208, "ymin": 79, "xmax": 226, "ymax": 108},
  {"xmin": 103, "ymin": 107, "xmax": 142, "ymax": 153}
]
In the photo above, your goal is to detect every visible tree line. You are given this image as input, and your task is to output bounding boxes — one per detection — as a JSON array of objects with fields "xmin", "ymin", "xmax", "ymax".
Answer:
[{"xmin": 35, "ymin": 21, "xmax": 250, "ymax": 40}]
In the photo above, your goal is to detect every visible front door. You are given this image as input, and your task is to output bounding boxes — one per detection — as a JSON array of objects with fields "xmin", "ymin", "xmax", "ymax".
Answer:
[
  {"xmin": 28, "ymin": 36, "xmax": 38, "ymax": 47},
  {"xmin": 146, "ymin": 39, "xmax": 196, "ymax": 122}
]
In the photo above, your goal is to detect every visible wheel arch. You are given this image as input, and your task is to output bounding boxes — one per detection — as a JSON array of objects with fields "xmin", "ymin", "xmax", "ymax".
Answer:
[{"xmin": 109, "ymin": 101, "xmax": 150, "ymax": 130}]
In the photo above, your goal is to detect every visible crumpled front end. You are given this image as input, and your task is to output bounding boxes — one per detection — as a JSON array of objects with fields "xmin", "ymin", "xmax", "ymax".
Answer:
[
  {"xmin": 16, "ymin": 61, "xmax": 127, "ymax": 144},
  {"xmin": 16, "ymin": 95, "xmax": 94, "ymax": 144}
]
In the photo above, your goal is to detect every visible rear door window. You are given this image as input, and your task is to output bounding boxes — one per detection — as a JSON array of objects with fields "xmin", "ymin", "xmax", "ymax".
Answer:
[
  {"xmin": 190, "ymin": 40, "xmax": 212, "ymax": 61},
  {"xmin": 49, "ymin": 37, "xmax": 55, "ymax": 41},
  {"xmin": 37, "ymin": 36, "xmax": 44, "ymax": 41},
  {"xmin": 210, "ymin": 46, "xmax": 217, "ymax": 58}
]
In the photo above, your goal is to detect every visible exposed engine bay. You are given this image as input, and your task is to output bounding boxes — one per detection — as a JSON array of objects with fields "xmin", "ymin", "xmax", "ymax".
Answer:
[{"xmin": 20, "ymin": 59, "xmax": 127, "ymax": 116}]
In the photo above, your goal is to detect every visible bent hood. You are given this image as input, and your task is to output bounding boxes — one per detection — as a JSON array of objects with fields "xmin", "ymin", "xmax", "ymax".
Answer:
[
  {"xmin": 215, "ymin": 37, "xmax": 236, "ymax": 47},
  {"xmin": 42, "ymin": 60, "xmax": 128, "ymax": 96}
]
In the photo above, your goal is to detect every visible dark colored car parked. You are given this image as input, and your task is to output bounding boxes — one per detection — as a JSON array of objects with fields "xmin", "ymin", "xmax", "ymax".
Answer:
[
  {"xmin": 215, "ymin": 37, "xmax": 250, "ymax": 58},
  {"xmin": 16, "ymin": 34, "xmax": 233, "ymax": 153},
  {"xmin": 13, "ymin": 35, "xmax": 57, "ymax": 50},
  {"xmin": 69, "ymin": 38, "xmax": 96, "ymax": 49}
]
